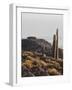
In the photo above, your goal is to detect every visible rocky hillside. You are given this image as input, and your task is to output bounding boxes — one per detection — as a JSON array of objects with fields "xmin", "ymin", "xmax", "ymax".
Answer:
[{"xmin": 22, "ymin": 36, "xmax": 63, "ymax": 58}]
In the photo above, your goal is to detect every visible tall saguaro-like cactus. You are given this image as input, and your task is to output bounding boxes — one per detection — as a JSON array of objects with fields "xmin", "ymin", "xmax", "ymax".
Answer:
[
  {"xmin": 52, "ymin": 34, "xmax": 56, "ymax": 58},
  {"xmin": 56, "ymin": 28, "xmax": 58, "ymax": 59},
  {"xmin": 52, "ymin": 28, "xmax": 59, "ymax": 59}
]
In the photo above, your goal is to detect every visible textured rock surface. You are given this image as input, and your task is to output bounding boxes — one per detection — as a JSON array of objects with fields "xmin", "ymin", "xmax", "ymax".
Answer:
[
  {"xmin": 21, "ymin": 51, "xmax": 63, "ymax": 77},
  {"xmin": 22, "ymin": 37, "xmax": 52, "ymax": 57},
  {"xmin": 22, "ymin": 37, "xmax": 63, "ymax": 58}
]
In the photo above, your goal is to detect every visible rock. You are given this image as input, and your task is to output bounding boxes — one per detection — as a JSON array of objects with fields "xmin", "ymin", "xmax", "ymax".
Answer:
[
  {"xmin": 21, "ymin": 50, "xmax": 63, "ymax": 77},
  {"xmin": 22, "ymin": 51, "xmax": 34, "ymax": 57},
  {"xmin": 22, "ymin": 37, "xmax": 63, "ymax": 58},
  {"xmin": 21, "ymin": 65, "xmax": 34, "ymax": 77},
  {"xmin": 27, "ymin": 36, "xmax": 37, "ymax": 40},
  {"xmin": 23, "ymin": 60, "xmax": 33, "ymax": 69},
  {"xmin": 30, "ymin": 66, "xmax": 48, "ymax": 76},
  {"xmin": 22, "ymin": 37, "xmax": 52, "ymax": 57},
  {"xmin": 48, "ymin": 68, "xmax": 60, "ymax": 75}
]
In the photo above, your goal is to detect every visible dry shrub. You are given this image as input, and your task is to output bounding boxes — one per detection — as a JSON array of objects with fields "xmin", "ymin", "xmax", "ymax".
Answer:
[
  {"xmin": 50, "ymin": 61, "xmax": 61, "ymax": 69},
  {"xmin": 47, "ymin": 63, "xmax": 54, "ymax": 68},
  {"xmin": 21, "ymin": 51, "xmax": 63, "ymax": 76},
  {"xmin": 39, "ymin": 60, "xmax": 47, "ymax": 67},
  {"xmin": 27, "ymin": 55, "xmax": 37, "ymax": 61},
  {"xmin": 21, "ymin": 65, "xmax": 35, "ymax": 77},
  {"xmin": 40, "ymin": 56, "xmax": 46, "ymax": 60},
  {"xmin": 22, "ymin": 51, "xmax": 34, "ymax": 57},
  {"xmin": 32, "ymin": 61, "xmax": 39, "ymax": 67},
  {"xmin": 48, "ymin": 68, "xmax": 60, "ymax": 75},
  {"xmin": 23, "ymin": 60, "xmax": 33, "ymax": 68},
  {"xmin": 32, "ymin": 59, "xmax": 47, "ymax": 67},
  {"xmin": 30, "ymin": 66, "xmax": 48, "ymax": 76}
]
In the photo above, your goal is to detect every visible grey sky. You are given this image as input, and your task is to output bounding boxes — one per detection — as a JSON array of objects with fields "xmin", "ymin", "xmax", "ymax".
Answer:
[{"xmin": 22, "ymin": 13, "xmax": 63, "ymax": 48}]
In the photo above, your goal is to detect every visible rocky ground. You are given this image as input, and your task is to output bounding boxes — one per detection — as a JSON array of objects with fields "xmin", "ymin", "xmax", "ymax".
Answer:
[{"xmin": 21, "ymin": 51, "xmax": 63, "ymax": 77}]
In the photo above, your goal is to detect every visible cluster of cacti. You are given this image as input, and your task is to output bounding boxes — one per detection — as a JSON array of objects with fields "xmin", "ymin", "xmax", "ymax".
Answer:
[{"xmin": 52, "ymin": 28, "xmax": 59, "ymax": 59}]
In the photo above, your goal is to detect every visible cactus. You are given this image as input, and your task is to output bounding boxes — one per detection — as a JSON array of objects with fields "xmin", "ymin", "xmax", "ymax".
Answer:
[
  {"xmin": 56, "ymin": 28, "xmax": 58, "ymax": 59},
  {"xmin": 52, "ymin": 28, "xmax": 59, "ymax": 59},
  {"xmin": 52, "ymin": 34, "xmax": 56, "ymax": 58}
]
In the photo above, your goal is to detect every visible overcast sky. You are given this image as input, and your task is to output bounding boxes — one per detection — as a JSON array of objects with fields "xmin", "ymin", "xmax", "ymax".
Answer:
[{"xmin": 22, "ymin": 13, "xmax": 63, "ymax": 48}]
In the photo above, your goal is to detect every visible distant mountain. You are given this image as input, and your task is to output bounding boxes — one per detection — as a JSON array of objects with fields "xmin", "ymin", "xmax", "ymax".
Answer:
[{"xmin": 22, "ymin": 36, "xmax": 63, "ymax": 58}]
